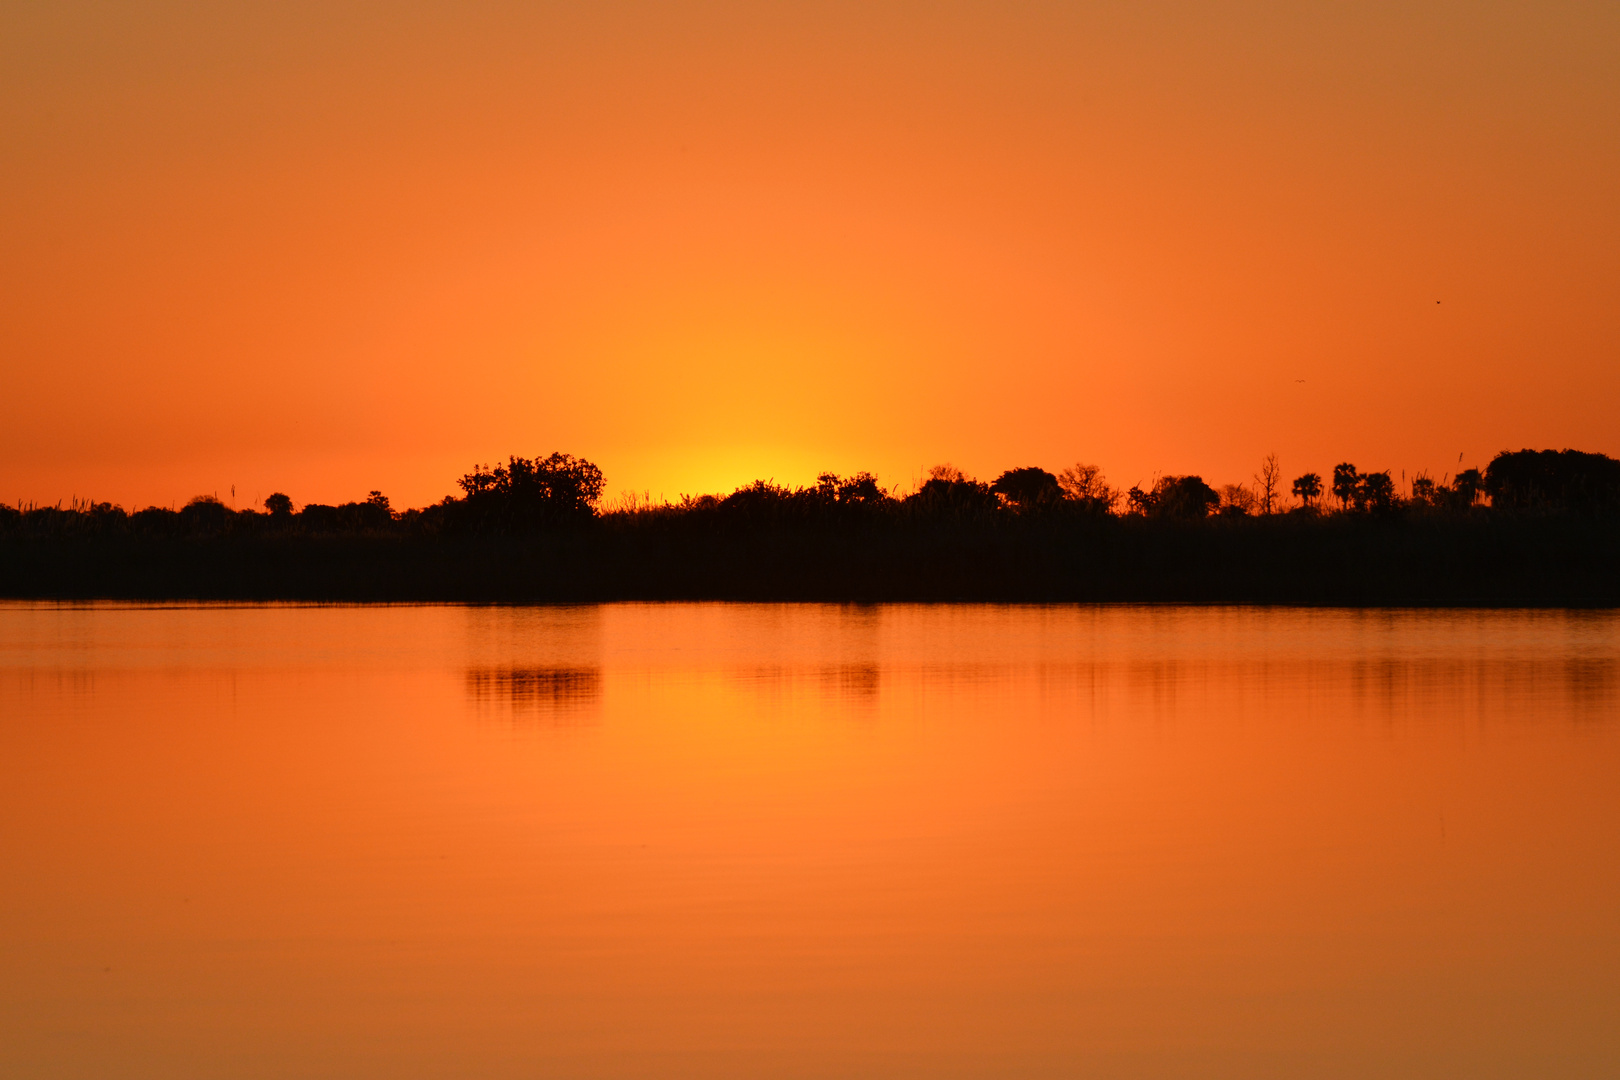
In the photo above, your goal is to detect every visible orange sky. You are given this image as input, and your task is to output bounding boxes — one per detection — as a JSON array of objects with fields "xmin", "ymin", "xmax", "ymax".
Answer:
[{"xmin": 2, "ymin": 1, "xmax": 1617, "ymax": 509}]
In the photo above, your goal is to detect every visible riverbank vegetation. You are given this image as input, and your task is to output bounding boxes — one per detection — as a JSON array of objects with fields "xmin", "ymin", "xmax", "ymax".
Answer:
[{"xmin": 3, "ymin": 449, "xmax": 1618, "ymax": 603}]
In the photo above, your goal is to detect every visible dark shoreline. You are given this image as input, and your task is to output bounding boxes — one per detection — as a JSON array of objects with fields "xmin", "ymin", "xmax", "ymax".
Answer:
[{"xmin": 5, "ymin": 515, "xmax": 1617, "ymax": 606}]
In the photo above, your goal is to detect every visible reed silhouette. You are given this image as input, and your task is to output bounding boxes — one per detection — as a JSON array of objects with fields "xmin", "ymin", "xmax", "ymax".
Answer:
[{"xmin": 3, "ymin": 448, "xmax": 1617, "ymax": 604}]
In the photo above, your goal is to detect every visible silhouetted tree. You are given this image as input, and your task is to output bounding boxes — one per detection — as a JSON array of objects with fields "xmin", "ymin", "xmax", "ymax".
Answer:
[
  {"xmin": 455, "ymin": 453, "xmax": 605, "ymax": 530},
  {"xmin": 1151, "ymin": 475, "xmax": 1220, "ymax": 519},
  {"xmin": 1218, "ymin": 484, "xmax": 1257, "ymax": 516},
  {"xmin": 817, "ymin": 471, "xmax": 888, "ymax": 507},
  {"xmin": 1331, "ymin": 463, "xmax": 1359, "ymax": 510},
  {"xmin": 904, "ymin": 470, "xmax": 999, "ymax": 517},
  {"xmin": 1358, "ymin": 471, "xmax": 1396, "ymax": 513},
  {"xmin": 1056, "ymin": 463, "xmax": 1118, "ymax": 513},
  {"xmin": 991, "ymin": 467, "xmax": 1062, "ymax": 510},
  {"xmin": 1292, "ymin": 472, "xmax": 1322, "ymax": 509},
  {"xmin": 1449, "ymin": 468, "xmax": 1484, "ymax": 511},
  {"xmin": 719, "ymin": 480, "xmax": 801, "ymax": 521},
  {"xmin": 264, "ymin": 493, "xmax": 293, "ymax": 517},
  {"xmin": 1254, "ymin": 453, "xmax": 1281, "ymax": 514},
  {"xmin": 180, "ymin": 495, "xmax": 231, "ymax": 533}
]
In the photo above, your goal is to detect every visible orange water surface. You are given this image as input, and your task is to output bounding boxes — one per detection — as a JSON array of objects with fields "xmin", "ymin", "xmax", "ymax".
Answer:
[{"xmin": 2, "ymin": 603, "xmax": 1617, "ymax": 1078}]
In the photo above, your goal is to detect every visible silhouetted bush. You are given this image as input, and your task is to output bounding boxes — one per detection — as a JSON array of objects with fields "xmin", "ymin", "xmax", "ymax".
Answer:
[
  {"xmin": 180, "ymin": 496, "xmax": 232, "ymax": 533},
  {"xmin": 903, "ymin": 476, "xmax": 1001, "ymax": 519},
  {"xmin": 718, "ymin": 480, "xmax": 809, "ymax": 522},
  {"xmin": 298, "ymin": 499, "xmax": 394, "ymax": 533},
  {"xmin": 1410, "ymin": 474, "xmax": 1439, "ymax": 506}
]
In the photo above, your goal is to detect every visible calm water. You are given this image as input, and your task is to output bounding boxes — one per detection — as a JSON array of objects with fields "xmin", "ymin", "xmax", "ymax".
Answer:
[{"xmin": 2, "ymin": 602, "xmax": 1617, "ymax": 1079}]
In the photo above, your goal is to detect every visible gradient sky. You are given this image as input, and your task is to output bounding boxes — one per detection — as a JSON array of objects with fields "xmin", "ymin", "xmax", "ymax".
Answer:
[{"xmin": 3, "ymin": 1, "xmax": 1617, "ymax": 509}]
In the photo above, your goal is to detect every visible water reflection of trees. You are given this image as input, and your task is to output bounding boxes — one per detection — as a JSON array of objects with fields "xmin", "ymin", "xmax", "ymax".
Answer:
[
  {"xmin": 879, "ymin": 654, "xmax": 1619, "ymax": 728},
  {"xmin": 1339, "ymin": 656, "xmax": 1617, "ymax": 722},
  {"xmin": 725, "ymin": 663, "xmax": 882, "ymax": 709},
  {"xmin": 1096, "ymin": 656, "xmax": 1620, "ymax": 726},
  {"xmin": 464, "ymin": 666, "xmax": 602, "ymax": 723},
  {"xmin": 820, "ymin": 663, "xmax": 880, "ymax": 700}
]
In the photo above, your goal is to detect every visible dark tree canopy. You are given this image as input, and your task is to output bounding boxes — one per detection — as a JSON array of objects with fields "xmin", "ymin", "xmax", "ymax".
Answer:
[
  {"xmin": 817, "ymin": 472, "xmax": 889, "ymax": 506},
  {"xmin": 904, "ymin": 476, "xmax": 1000, "ymax": 517},
  {"xmin": 1358, "ymin": 471, "xmax": 1396, "ymax": 513},
  {"xmin": 180, "ymin": 495, "xmax": 231, "ymax": 532},
  {"xmin": 1485, "ymin": 450, "xmax": 1620, "ymax": 515},
  {"xmin": 718, "ymin": 480, "xmax": 800, "ymax": 520},
  {"xmin": 1453, "ymin": 469, "xmax": 1483, "ymax": 507},
  {"xmin": 1292, "ymin": 473, "xmax": 1322, "ymax": 508},
  {"xmin": 1331, "ymin": 463, "xmax": 1360, "ymax": 509},
  {"xmin": 17, "ymin": 446, "xmax": 1620, "ymax": 564},
  {"xmin": 991, "ymin": 467, "xmax": 1062, "ymax": 510},
  {"xmin": 1149, "ymin": 475, "xmax": 1220, "ymax": 519},
  {"xmin": 455, "ymin": 453, "xmax": 605, "ymax": 530}
]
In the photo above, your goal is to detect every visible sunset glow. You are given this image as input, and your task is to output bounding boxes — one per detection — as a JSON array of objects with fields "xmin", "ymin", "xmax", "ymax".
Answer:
[{"xmin": 4, "ymin": 2, "xmax": 1617, "ymax": 505}]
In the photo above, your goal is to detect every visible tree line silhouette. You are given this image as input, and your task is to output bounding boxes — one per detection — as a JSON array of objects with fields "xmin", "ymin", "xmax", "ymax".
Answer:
[{"xmin": 2, "ymin": 448, "xmax": 1617, "ymax": 603}]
